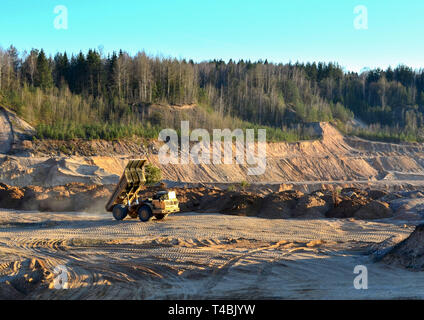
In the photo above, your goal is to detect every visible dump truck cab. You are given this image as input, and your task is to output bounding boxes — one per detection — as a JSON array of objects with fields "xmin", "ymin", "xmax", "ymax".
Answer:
[
  {"xmin": 151, "ymin": 190, "xmax": 179, "ymax": 213},
  {"xmin": 105, "ymin": 159, "xmax": 180, "ymax": 222}
]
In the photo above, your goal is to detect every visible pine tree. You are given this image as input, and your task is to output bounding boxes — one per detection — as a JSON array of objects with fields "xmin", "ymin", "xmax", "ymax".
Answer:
[
  {"xmin": 53, "ymin": 52, "xmax": 70, "ymax": 88},
  {"xmin": 35, "ymin": 49, "xmax": 53, "ymax": 89},
  {"xmin": 106, "ymin": 52, "xmax": 118, "ymax": 96}
]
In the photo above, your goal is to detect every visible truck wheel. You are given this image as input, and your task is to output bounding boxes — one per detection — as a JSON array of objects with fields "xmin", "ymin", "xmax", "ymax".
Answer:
[
  {"xmin": 155, "ymin": 214, "xmax": 167, "ymax": 220},
  {"xmin": 112, "ymin": 204, "xmax": 128, "ymax": 221},
  {"xmin": 138, "ymin": 205, "xmax": 153, "ymax": 222}
]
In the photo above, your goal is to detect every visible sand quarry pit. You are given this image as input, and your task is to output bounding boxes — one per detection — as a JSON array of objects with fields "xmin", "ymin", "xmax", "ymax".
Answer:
[
  {"xmin": 1, "ymin": 210, "xmax": 424, "ymax": 299},
  {"xmin": 2, "ymin": 112, "xmax": 424, "ymax": 299}
]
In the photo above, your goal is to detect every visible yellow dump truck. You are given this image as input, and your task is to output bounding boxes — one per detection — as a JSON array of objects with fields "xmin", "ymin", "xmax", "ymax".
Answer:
[{"xmin": 105, "ymin": 159, "xmax": 179, "ymax": 222}]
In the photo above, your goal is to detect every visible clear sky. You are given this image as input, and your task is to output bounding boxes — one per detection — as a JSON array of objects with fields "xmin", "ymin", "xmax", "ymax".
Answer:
[{"xmin": 0, "ymin": 0, "xmax": 423, "ymax": 72}]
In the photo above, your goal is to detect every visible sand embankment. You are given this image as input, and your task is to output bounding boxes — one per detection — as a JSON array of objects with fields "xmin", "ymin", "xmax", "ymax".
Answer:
[{"xmin": 1, "ymin": 121, "xmax": 424, "ymax": 188}]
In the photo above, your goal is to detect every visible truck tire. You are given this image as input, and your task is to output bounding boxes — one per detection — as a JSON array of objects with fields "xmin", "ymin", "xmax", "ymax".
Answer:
[
  {"xmin": 112, "ymin": 204, "xmax": 128, "ymax": 221},
  {"xmin": 138, "ymin": 205, "xmax": 153, "ymax": 222}
]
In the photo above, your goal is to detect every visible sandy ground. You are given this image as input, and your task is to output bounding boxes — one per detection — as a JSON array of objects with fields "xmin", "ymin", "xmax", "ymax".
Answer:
[{"xmin": 1, "ymin": 210, "xmax": 423, "ymax": 299}]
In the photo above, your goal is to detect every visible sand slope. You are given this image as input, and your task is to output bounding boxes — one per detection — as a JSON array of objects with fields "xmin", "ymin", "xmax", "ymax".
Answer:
[{"xmin": 2, "ymin": 122, "xmax": 424, "ymax": 187}]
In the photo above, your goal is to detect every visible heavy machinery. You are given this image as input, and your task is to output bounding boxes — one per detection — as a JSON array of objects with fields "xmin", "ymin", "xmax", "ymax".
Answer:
[{"xmin": 105, "ymin": 159, "xmax": 179, "ymax": 222}]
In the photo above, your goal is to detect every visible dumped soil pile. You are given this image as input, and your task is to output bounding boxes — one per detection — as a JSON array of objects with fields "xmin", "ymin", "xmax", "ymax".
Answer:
[
  {"xmin": 178, "ymin": 186, "xmax": 394, "ymax": 220},
  {"xmin": 0, "ymin": 182, "xmax": 394, "ymax": 220},
  {"xmin": 259, "ymin": 190, "xmax": 303, "ymax": 218},
  {"xmin": 175, "ymin": 187, "xmax": 262, "ymax": 216},
  {"xmin": 354, "ymin": 200, "xmax": 392, "ymax": 219},
  {"xmin": 0, "ymin": 182, "xmax": 114, "ymax": 213},
  {"xmin": 382, "ymin": 224, "xmax": 424, "ymax": 270}
]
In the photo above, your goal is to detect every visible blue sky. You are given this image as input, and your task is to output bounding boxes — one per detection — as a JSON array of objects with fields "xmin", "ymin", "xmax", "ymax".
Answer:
[{"xmin": 0, "ymin": 0, "xmax": 423, "ymax": 72}]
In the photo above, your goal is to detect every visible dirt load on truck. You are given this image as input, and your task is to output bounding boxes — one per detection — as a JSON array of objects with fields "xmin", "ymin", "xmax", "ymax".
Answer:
[{"xmin": 105, "ymin": 159, "xmax": 179, "ymax": 222}]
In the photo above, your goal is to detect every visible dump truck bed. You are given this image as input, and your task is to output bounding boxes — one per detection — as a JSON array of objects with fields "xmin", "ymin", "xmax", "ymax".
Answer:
[{"xmin": 105, "ymin": 159, "xmax": 147, "ymax": 212}]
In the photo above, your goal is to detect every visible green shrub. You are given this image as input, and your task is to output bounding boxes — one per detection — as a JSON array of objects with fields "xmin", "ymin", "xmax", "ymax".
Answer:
[
  {"xmin": 145, "ymin": 164, "xmax": 162, "ymax": 185},
  {"xmin": 240, "ymin": 180, "xmax": 250, "ymax": 190},
  {"xmin": 227, "ymin": 184, "xmax": 236, "ymax": 192}
]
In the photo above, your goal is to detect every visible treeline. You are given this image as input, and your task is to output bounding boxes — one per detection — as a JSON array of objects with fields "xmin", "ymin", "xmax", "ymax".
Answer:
[{"xmin": 0, "ymin": 45, "xmax": 423, "ymax": 142}]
